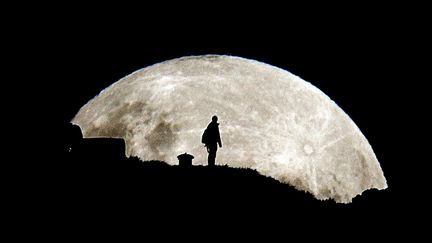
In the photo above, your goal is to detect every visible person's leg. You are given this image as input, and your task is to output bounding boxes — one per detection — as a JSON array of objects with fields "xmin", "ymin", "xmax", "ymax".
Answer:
[
  {"xmin": 208, "ymin": 149, "xmax": 215, "ymax": 166},
  {"xmin": 208, "ymin": 144, "xmax": 217, "ymax": 166}
]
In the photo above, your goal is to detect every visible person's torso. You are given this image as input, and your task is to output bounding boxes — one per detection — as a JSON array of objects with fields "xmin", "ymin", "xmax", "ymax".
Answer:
[{"xmin": 206, "ymin": 122, "xmax": 220, "ymax": 142}]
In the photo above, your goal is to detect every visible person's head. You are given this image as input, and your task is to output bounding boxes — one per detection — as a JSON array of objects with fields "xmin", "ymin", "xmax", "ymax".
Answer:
[{"xmin": 212, "ymin": 115, "xmax": 218, "ymax": 122}]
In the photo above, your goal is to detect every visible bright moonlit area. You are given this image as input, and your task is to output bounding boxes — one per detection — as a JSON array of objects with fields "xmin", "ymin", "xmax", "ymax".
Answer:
[{"xmin": 72, "ymin": 55, "xmax": 387, "ymax": 203}]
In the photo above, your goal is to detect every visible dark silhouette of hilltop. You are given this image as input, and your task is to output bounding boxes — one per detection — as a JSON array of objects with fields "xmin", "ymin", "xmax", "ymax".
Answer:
[
  {"xmin": 56, "ymin": 124, "xmax": 336, "ymax": 212},
  {"xmin": 59, "ymin": 129, "xmax": 326, "ymax": 207},
  {"xmin": 39, "ymin": 123, "xmax": 395, "ymax": 236}
]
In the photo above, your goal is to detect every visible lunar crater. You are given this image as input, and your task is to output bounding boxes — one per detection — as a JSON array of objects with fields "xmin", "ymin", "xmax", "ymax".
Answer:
[{"xmin": 303, "ymin": 144, "xmax": 314, "ymax": 155}]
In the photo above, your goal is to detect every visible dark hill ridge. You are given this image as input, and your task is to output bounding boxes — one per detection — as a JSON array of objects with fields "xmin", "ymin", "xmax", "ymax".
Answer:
[
  {"xmin": 50, "ymin": 123, "xmax": 391, "ymax": 225},
  {"xmin": 57, "ymin": 131, "xmax": 335, "ymax": 211},
  {"xmin": 61, "ymin": 154, "xmax": 329, "ymax": 208}
]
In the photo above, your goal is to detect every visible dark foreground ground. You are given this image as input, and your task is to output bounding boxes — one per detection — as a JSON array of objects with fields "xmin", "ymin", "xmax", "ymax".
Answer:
[
  {"xmin": 16, "ymin": 124, "xmax": 404, "ymax": 239},
  {"xmin": 52, "ymin": 133, "xmax": 395, "ymax": 222}
]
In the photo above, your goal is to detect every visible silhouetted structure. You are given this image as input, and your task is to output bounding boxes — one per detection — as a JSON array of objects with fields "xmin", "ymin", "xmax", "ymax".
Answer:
[
  {"xmin": 177, "ymin": 153, "xmax": 194, "ymax": 166},
  {"xmin": 64, "ymin": 123, "xmax": 83, "ymax": 153},
  {"xmin": 63, "ymin": 122, "xmax": 125, "ymax": 167},
  {"xmin": 202, "ymin": 115, "xmax": 222, "ymax": 166},
  {"xmin": 79, "ymin": 137, "xmax": 126, "ymax": 162}
]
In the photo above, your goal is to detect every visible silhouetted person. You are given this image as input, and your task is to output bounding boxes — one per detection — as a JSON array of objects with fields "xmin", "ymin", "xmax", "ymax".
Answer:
[{"xmin": 202, "ymin": 116, "xmax": 222, "ymax": 166}]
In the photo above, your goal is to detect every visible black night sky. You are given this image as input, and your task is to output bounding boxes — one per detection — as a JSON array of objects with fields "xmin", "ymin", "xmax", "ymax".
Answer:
[{"xmin": 17, "ymin": 4, "xmax": 424, "ymax": 239}]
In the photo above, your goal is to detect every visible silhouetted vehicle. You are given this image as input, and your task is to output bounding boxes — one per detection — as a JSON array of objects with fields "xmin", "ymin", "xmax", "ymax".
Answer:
[{"xmin": 202, "ymin": 116, "xmax": 222, "ymax": 166}]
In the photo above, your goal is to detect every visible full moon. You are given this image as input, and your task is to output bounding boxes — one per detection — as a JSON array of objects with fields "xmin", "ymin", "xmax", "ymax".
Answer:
[{"xmin": 72, "ymin": 55, "xmax": 387, "ymax": 203}]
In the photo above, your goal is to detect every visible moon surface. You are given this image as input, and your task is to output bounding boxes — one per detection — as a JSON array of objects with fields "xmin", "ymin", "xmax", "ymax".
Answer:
[{"xmin": 72, "ymin": 55, "xmax": 387, "ymax": 203}]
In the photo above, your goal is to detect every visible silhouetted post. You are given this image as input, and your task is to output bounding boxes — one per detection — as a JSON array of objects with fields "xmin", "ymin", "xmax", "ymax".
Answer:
[{"xmin": 177, "ymin": 153, "xmax": 194, "ymax": 167}]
